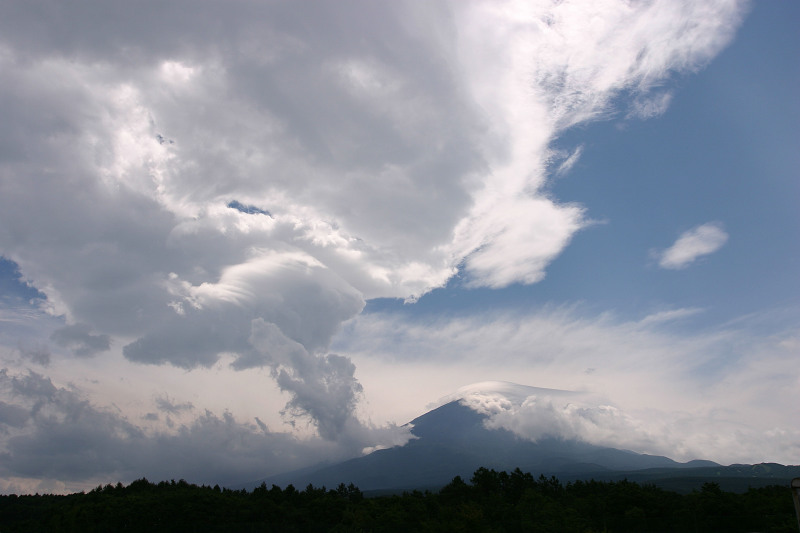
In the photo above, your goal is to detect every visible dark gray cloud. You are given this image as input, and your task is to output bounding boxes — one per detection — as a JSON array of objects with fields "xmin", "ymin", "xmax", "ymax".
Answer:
[
  {"xmin": 0, "ymin": 369, "xmax": 400, "ymax": 487},
  {"xmin": 0, "ymin": 401, "xmax": 28, "ymax": 429},
  {"xmin": 16, "ymin": 342, "xmax": 51, "ymax": 366},
  {"xmin": 5, "ymin": 369, "xmax": 57, "ymax": 400},
  {"xmin": 275, "ymin": 352, "xmax": 361, "ymax": 441},
  {"xmin": 50, "ymin": 324, "xmax": 110, "ymax": 357},
  {"xmin": 154, "ymin": 395, "xmax": 194, "ymax": 415},
  {"xmin": 248, "ymin": 319, "xmax": 363, "ymax": 440}
]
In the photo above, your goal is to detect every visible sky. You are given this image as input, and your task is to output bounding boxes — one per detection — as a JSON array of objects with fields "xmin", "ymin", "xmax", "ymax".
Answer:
[{"xmin": 0, "ymin": 0, "xmax": 798, "ymax": 494}]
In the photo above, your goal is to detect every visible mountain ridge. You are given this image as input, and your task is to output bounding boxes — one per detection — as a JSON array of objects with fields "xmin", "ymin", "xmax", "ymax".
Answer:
[{"xmin": 245, "ymin": 397, "xmax": 738, "ymax": 492}]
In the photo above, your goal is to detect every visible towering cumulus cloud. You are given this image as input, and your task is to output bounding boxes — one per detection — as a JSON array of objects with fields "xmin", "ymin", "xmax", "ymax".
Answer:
[{"xmin": 0, "ymin": 0, "xmax": 746, "ymax": 445}]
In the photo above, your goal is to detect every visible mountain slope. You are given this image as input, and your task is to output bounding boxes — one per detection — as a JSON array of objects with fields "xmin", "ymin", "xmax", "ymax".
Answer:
[{"xmin": 253, "ymin": 399, "xmax": 714, "ymax": 491}]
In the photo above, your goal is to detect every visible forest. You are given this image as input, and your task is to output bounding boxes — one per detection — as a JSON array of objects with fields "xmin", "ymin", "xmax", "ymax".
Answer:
[{"xmin": 0, "ymin": 467, "xmax": 796, "ymax": 532}]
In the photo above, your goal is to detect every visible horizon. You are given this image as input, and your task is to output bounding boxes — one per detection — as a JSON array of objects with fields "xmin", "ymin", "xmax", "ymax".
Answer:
[{"xmin": 0, "ymin": 0, "xmax": 798, "ymax": 494}]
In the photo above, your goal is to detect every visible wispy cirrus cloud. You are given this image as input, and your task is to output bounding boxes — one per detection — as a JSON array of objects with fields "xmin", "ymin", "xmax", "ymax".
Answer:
[
  {"xmin": 657, "ymin": 222, "xmax": 729, "ymax": 269},
  {"xmin": 554, "ymin": 145, "xmax": 585, "ymax": 177}
]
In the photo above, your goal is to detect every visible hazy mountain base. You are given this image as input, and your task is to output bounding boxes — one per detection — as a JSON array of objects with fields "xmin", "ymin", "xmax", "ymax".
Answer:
[
  {"xmin": 595, "ymin": 463, "xmax": 800, "ymax": 494},
  {"xmin": 248, "ymin": 401, "xmax": 797, "ymax": 494}
]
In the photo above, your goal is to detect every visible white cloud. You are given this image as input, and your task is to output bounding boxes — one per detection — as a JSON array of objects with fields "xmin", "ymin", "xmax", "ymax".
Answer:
[
  {"xmin": 658, "ymin": 222, "xmax": 729, "ymax": 269},
  {"xmin": 0, "ymin": 0, "xmax": 748, "ymax": 314}
]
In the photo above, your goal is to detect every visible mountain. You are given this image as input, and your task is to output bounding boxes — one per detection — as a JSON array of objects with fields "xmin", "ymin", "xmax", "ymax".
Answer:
[{"xmin": 248, "ymin": 382, "xmax": 723, "ymax": 492}]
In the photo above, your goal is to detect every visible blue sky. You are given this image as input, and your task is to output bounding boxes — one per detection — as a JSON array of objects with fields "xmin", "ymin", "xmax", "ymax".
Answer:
[{"xmin": 0, "ymin": 0, "xmax": 797, "ymax": 493}]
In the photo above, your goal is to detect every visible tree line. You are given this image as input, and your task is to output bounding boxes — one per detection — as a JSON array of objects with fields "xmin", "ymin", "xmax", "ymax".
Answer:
[{"xmin": 0, "ymin": 467, "xmax": 796, "ymax": 532}]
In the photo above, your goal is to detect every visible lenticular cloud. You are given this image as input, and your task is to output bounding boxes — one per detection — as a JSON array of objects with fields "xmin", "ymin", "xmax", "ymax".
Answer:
[{"xmin": 0, "ymin": 0, "xmax": 747, "ymax": 438}]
